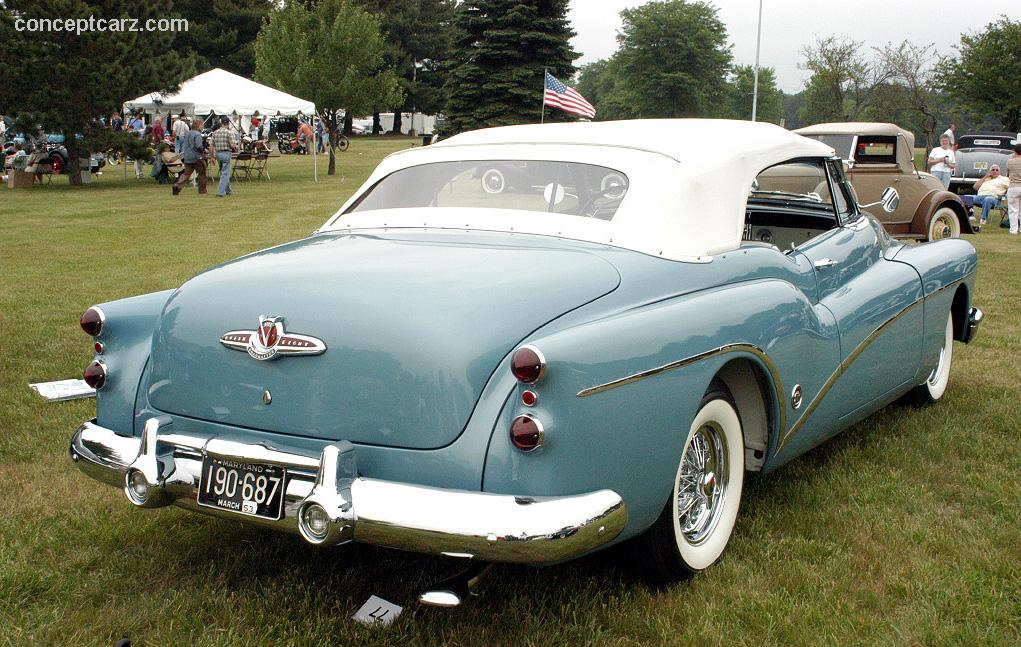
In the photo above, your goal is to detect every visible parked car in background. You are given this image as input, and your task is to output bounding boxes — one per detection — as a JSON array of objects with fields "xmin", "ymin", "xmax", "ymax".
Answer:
[
  {"xmin": 69, "ymin": 120, "xmax": 981, "ymax": 606},
  {"xmin": 3, "ymin": 132, "xmax": 106, "ymax": 175},
  {"xmin": 949, "ymin": 132, "xmax": 1017, "ymax": 192},
  {"xmin": 795, "ymin": 122, "xmax": 972, "ymax": 240}
]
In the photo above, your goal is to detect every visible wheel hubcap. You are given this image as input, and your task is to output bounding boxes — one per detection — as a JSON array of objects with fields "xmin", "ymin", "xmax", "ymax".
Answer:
[{"xmin": 677, "ymin": 423, "xmax": 728, "ymax": 544}]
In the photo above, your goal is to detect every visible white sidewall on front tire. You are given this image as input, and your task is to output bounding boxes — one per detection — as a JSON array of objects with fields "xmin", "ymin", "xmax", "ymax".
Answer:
[
  {"xmin": 924, "ymin": 313, "xmax": 954, "ymax": 401},
  {"xmin": 671, "ymin": 397, "xmax": 744, "ymax": 572},
  {"xmin": 928, "ymin": 207, "xmax": 961, "ymax": 240}
]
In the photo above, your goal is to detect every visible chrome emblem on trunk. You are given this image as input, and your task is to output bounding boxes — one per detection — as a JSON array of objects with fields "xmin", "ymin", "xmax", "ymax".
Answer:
[{"xmin": 220, "ymin": 315, "xmax": 327, "ymax": 361}]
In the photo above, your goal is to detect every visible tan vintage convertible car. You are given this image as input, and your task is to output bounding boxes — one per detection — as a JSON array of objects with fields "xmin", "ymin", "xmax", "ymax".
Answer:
[{"xmin": 795, "ymin": 123, "xmax": 972, "ymax": 240}]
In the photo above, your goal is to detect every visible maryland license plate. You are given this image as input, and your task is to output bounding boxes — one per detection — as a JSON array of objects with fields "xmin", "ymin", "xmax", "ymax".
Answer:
[
  {"xmin": 197, "ymin": 457, "xmax": 285, "ymax": 520},
  {"xmin": 974, "ymin": 161, "xmax": 988, "ymax": 170}
]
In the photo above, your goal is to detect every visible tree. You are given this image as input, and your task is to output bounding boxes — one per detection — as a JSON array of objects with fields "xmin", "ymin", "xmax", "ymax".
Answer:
[
  {"xmin": 355, "ymin": 0, "xmax": 456, "ymax": 134},
  {"xmin": 173, "ymin": 0, "xmax": 274, "ymax": 79},
  {"xmin": 576, "ymin": 59, "xmax": 631, "ymax": 121},
  {"xmin": 441, "ymin": 0, "xmax": 577, "ymax": 135},
  {"xmin": 610, "ymin": 0, "xmax": 732, "ymax": 119},
  {"xmin": 935, "ymin": 16, "xmax": 1021, "ymax": 133},
  {"xmin": 0, "ymin": 0, "xmax": 194, "ymax": 184},
  {"xmin": 255, "ymin": 0, "xmax": 402, "ymax": 175},
  {"xmin": 799, "ymin": 36, "xmax": 891, "ymax": 124},
  {"xmin": 875, "ymin": 41, "xmax": 942, "ymax": 148},
  {"xmin": 725, "ymin": 65, "xmax": 783, "ymax": 123}
]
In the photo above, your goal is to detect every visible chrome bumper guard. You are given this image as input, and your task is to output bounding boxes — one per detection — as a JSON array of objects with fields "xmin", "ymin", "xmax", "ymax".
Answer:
[
  {"xmin": 962, "ymin": 306, "xmax": 983, "ymax": 344},
  {"xmin": 69, "ymin": 418, "xmax": 627, "ymax": 564}
]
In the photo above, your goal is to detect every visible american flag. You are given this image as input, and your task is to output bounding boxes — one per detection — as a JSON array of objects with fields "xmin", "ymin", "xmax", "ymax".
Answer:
[{"xmin": 543, "ymin": 71, "xmax": 596, "ymax": 119}]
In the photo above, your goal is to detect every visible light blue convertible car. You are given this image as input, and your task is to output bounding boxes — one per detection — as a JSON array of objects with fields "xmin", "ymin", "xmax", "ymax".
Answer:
[{"xmin": 71, "ymin": 120, "xmax": 981, "ymax": 605}]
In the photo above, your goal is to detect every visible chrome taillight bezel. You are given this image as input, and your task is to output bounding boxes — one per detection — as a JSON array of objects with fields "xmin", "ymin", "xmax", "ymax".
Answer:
[
  {"xmin": 511, "ymin": 344, "xmax": 547, "ymax": 384},
  {"xmin": 80, "ymin": 306, "xmax": 106, "ymax": 337}
]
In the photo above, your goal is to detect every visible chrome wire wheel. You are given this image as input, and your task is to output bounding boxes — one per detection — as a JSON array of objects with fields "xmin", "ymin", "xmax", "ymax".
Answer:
[
  {"xmin": 928, "ymin": 207, "xmax": 960, "ymax": 241},
  {"xmin": 676, "ymin": 422, "xmax": 728, "ymax": 545}
]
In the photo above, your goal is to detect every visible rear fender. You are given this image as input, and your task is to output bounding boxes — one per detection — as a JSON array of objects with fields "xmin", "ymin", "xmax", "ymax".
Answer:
[
  {"xmin": 90, "ymin": 289, "xmax": 175, "ymax": 436},
  {"xmin": 482, "ymin": 279, "xmax": 838, "ymax": 539},
  {"xmin": 911, "ymin": 190, "xmax": 973, "ymax": 235}
]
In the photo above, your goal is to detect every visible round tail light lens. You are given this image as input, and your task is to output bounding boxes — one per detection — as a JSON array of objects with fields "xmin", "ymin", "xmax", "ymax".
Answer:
[
  {"xmin": 80, "ymin": 306, "xmax": 105, "ymax": 337},
  {"xmin": 510, "ymin": 415, "xmax": 544, "ymax": 452},
  {"xmin": 83, "ymin": 360, "xmax": 107, "ymax": 390},
  {"xmin": 511, "ymin": 345, "xmax": 546, "ymax": 383}
]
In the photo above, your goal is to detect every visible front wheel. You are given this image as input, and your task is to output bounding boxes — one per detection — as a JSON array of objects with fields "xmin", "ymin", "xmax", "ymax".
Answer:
[
  {"xmin": 336, "ymin": 136, "xmax": 350, "ymax": 152},
  {"xmin": 928, "ymin": 207, "xmax": 961, "ymax": 241},
  {"xmin": 912, "ymin": 312, "xmax": 954, "ymax": 404},
  {"xmin": 637, "ymin": 384, "xmax": 745, "ymax": 582}
]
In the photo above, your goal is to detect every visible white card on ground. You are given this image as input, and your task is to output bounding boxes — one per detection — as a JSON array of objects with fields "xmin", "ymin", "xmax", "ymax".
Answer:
[
  {"xmin": 30, "ymin": 379, "xmax": 96, "ymax": 402},
  {"xmin": 352, "ymin": 595, "xmax": 402, "ymax": 627}
]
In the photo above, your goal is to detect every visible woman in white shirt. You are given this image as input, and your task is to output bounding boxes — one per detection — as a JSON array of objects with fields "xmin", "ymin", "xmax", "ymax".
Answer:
[{"xmin": 927, "ymin": 134, "xmax": 956, "ymax": 189}]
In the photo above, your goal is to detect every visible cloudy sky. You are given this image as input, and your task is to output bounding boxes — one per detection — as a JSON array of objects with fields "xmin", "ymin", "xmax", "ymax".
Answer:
[{"xmin": 569, "ymin": 0, "xmax": 1011, "ymax": 93}]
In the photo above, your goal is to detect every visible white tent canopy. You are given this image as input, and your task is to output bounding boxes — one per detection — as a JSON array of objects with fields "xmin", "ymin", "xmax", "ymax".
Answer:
[
  {"xmin": 123, "ymin": 68, "xmax": 315, "ymax": 117},
  {"xmin": 124, "ymin": 68, "xmax": 319, "ymax": 181}
]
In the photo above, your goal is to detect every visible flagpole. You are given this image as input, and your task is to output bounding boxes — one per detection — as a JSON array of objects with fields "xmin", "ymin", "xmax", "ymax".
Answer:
[
  {"xmin": 540, "ymin": 67, "xmax": 547, "ymax": 124},
  {"xmin": 751, "ymin": 0, "xmax": 763, "ymax": 122}
]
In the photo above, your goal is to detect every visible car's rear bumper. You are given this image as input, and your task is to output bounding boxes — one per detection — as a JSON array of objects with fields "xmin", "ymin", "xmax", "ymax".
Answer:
[{"xmin": 69, "ymin": 418, "xmax": 627, "ymax": 564}]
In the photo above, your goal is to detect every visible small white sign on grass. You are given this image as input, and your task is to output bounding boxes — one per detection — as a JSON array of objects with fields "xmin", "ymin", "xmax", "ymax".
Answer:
[{"xmin": 352, "ymin": 595, "xmax": 403, "ymax": 627}]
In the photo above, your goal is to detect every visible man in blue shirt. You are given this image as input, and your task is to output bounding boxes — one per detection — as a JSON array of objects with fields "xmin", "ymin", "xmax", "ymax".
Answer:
[{"xmin": 172, "ymin": 118, "xmax": 208, "ymax": 195}]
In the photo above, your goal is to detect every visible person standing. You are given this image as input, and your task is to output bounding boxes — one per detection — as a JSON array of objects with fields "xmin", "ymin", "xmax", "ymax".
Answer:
[
  {"xmin": 297, "ymin": 120, "xmax": 314, "ymax": 154},
  {"xmin": 972, "ymin": 165, "xmax": 1010, "ymax": 225},
  {"xmin": 942, "ymin": 124, "xmax": 956, "ymax": 148},
  {"xmin": 211, "ymin": 116, "xmax": 237, "ymax": 198},
  {"xmin": 1006, "ymin": 143, "xmax": 1021, "ymax": 235},
  {"xmin": 927, "ymin": 134, "xmax": 956, "ymax": 189},
  {"xmin": 151, "ymin": 114, "xmax": 165, "ymax": 146},
  {"xmin": 173, "ymin": 118, "xmax": 208, "ymax": 195},
  {"xmin": 110, "ymin": 112, "xmax": 122, "ymax": 131},
  {"xmin": 172, "ymin": 112, "xmax": 190, "ymax": 154}
]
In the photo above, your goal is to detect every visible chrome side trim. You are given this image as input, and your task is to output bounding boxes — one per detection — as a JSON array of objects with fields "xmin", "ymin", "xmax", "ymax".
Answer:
[
  {"xmin": 775, "ymin": 298, "xmax": 922, "ymax": 453},
  {"xmin": 70, "ymin": 420, "xmax": 627, "ymax": 564},
  {"xmin": 577, "ymin": 343, "xmax": 783, "ymax": 401},
  {"xmin": 577, "ymin": 343, "xmax": 787, "ymax": 449}
]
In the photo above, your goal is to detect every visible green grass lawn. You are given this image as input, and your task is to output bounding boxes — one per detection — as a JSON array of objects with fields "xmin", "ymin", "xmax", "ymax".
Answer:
[{"xmin": 2, "ymin": 139, "xmax": 1019, "ymax": 646}]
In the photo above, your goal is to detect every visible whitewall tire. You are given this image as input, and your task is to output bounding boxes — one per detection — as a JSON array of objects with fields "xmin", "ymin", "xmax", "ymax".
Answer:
[
  {"xmin": 914, "ymin": 312, "xmax": 954, "ymax": 403},
  {"xmin": 928, "ymin": 207, "xmax": 961, "ymax": 240},
  {"xmin": 639, "ymin": 383, "xmax": 745, "ymax": 581}
]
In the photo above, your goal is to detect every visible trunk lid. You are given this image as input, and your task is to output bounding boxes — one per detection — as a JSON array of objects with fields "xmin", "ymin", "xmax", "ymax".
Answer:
[{"xmin": 147, "ymin": 231, "xmax": 620, "ymax": 449}]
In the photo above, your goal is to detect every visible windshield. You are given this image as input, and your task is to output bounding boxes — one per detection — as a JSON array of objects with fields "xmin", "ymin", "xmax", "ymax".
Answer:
[
  {"xmin": 346, "ymin": 161, "xmax": 630, "ymax": 221},
  {"xmin": 750, "ymin": 160, "xmax": 833, "ymax": 208},
  {"xmin": 802, "ymin": 134, "xmax": 854, "ymax": 160}
]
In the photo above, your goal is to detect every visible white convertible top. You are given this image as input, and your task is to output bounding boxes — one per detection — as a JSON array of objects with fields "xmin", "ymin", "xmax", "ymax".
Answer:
[{"xmin": 323, "ymin": 119, "xmax": 834, "ymax": 262}]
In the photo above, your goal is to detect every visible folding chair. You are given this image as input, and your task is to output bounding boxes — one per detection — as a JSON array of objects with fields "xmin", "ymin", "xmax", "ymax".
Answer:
[
  {"xmin": 251, "ymin": 151, "xmax": 270, "ymax": 181},
  {"xmin": 231, "ymin": 152, "xmax": 253, "ymax": 182}
]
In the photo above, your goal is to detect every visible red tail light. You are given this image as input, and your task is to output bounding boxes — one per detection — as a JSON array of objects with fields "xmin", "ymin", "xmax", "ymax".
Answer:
[
  {"xmin": 510, "ymin": 415, "xmax": 544, "ymax": 451},
  {"xmin": 80, "ymin": 306, "xmax": 105, "ymax": 337},
  {"xmin": 511, "ymin": 345, "xmax": 546, "ymax": 383},
  {"xmin": 83, "ymin": 360, "xmax": 107, "ymax": 390}
]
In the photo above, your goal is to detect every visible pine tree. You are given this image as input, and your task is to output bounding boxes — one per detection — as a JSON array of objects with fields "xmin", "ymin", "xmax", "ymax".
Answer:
[
  {"xmin": 355, "ymin": 0, "xmax": 456, "ymax": 134},
  {"xmin": 173, "ymin": 0, "xmax": 275, "ymax": 79},
  {"xmin": 441, "ymin": 0, "xmax": 577, "ymax": 135},
  {"xmin": 0, "ymin": 0, "xmax": 195, "ymax": 184}
]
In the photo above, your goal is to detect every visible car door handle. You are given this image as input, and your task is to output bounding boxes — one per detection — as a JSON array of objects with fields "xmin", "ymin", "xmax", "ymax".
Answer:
[{"xmin": 814, "ymin": 258, "xmax": 837, "ymax": 269}]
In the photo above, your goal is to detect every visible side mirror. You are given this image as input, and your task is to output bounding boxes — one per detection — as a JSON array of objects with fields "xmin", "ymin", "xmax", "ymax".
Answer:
[
  {"xmin": 860, "ymin": 187, "xmax": 900, "ymax": 214},
  {"xmin": 879, "ymin": 187, "xmax": 900, "ymax": 213}
]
